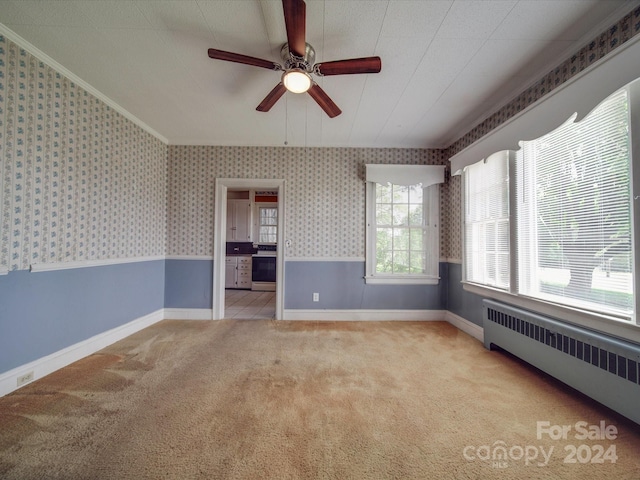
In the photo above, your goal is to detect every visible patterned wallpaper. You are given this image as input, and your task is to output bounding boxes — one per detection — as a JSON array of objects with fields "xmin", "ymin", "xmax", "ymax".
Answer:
[
  {"xmin": 0, "ymin": 35, "xmax": 168, "ymax": 272},
  {"xmin": 442, "ymin": 5, "xmax": 640, "ymax": 262},
  {"xmin": 3, "ymin": 5, "xmax": 638, "ymax": 269},
  {"xmin": 167, "ymin": 146, "xmax": 447, "ymax": 259}
]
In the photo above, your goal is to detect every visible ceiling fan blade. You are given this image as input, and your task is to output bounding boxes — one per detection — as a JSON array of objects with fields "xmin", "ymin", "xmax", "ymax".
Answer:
[
  {"xmin": 307, "ymin": 83, "xmax": 341, "ymax": 118},
  {"xmin": 208, "ymin": 48, "xmax": 280, "ymax": 70},
  {"xmin": 283, "ymin": 0, "xmax": 306, "ymax": 58},
  {"xmin": 315, "ymin": 57, "xmax": 382, "ymax": 76},
  {"xmin": 256, "ymin": 83, "xmax": 287, "ymax": 112}
]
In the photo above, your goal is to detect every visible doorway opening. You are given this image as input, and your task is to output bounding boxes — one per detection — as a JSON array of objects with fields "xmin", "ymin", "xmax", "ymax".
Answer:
[
  {"xmin": 225, "ymin": 290, "xmax": 276, "ymax": 319},
  {"xmin": 213, "ymin": 178, "xmax": 285, "ymax": 320}
]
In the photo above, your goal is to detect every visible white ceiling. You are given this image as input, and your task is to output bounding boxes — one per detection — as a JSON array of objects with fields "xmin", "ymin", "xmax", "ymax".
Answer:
[{"xmin": 0, "ymin": 0, "xmax": 636, "ymax": 148}]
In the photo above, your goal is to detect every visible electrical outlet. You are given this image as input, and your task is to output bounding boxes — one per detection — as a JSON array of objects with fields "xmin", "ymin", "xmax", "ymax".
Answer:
[
  {"xmin": 17, "ymin": 371, "xmax": 34, "ymax": 387},
  {"xmin": 313, "ymin": 292, "xmax": 319, "ymax": 302}
]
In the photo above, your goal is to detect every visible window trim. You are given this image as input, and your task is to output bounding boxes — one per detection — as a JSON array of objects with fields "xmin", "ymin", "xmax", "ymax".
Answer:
[{"xmin": 365, "ymin": 180, "xmax": 440, "ymax": 285}]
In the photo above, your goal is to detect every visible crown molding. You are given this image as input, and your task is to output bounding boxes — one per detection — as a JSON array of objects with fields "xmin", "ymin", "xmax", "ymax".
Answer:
[{"xmin": 0, "ymin": 23, "xmax": 169, "ymax": 145}]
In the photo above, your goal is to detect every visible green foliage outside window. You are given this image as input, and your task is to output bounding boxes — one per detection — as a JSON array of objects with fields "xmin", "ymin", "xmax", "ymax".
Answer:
[{"xmin": 375, "ymin": 184, "xmax": 425, "ymax": 274}]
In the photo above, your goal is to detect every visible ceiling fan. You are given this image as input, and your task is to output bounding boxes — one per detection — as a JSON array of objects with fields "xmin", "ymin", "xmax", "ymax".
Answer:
[{"xmin": 207, "ymin": 0, "xmax": 381, "ymax": 118}]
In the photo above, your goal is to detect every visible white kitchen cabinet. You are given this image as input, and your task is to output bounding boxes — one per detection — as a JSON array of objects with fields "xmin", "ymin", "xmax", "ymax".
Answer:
[
  {"xmin": 226, "ymin": 199, "xmax": 252, "ymax": 242},
  {"xmin": 225, "ymin": 259, "xmax": 237, "ymax": 289},
  {"xmin": 225, "ymin": 256, "xmax": 252, "ymax": 289}
]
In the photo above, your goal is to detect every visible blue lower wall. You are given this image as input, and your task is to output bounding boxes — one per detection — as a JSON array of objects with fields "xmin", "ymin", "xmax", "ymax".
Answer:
[
  {"xmin": 164, "ymin": 259, "xmax": 213, "ymax": 309},
  {"xmin": 1, "ymin": 259, "xmax": 474, "ymax": 376},
  {"xmin": 285, "ymin": 261, "xmax": 446, "ymax": 310},
  {"xmin": 445, "ymin": 262, "xmax": 484, "ymax": 326},
  {"xmin": 0, "ymin": 260, "xmax": 165, "ymax": 373},
  {"xmin": 162, "ymin": 259, "xmax": 448, "ymax": 311}
]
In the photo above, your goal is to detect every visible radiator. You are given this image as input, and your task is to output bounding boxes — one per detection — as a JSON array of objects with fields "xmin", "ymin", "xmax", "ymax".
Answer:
[{"xmin": 483, "ymin": 299, "xmax": 640, "ymax": 426}]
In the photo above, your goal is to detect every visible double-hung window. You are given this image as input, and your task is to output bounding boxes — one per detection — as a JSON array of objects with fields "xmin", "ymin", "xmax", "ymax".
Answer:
[
  {"xmin": 365, "ymin": 164, "xmax": 444, "ymax": 284},
  {"xmin": 516, "ymin": 88, "xmax": 632, "ymax": 317},
  {"xmin": 462, "ymin": 84, "xmax": 637, "ymax": 322},
  {"xmin": 257, "ymin": 206, "xmax": 278, "ymax": 244},
  {"xmin": 463, "ymin": 151, "xmax": 511, "ymax": 290}
]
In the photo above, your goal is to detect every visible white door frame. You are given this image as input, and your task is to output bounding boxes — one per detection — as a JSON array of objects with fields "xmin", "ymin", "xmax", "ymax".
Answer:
[{"xmin": 213, "ymin": 178, "xmax": 285, "ymax": 320}]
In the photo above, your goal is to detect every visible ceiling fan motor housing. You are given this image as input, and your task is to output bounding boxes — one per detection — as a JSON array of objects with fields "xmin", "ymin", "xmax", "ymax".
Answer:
[{"xmin": 281, "ymin": 42, "xmax": 315, "ymax": 72}]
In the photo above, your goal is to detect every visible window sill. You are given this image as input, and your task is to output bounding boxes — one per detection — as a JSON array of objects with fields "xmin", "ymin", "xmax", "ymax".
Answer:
[
  {"xmin": 365, "ymin": 275, "xmax": 440, "ymax": 285},
  {"xmin": 462, "ymin": 281, "xmax": 640, "ymax": 343}
]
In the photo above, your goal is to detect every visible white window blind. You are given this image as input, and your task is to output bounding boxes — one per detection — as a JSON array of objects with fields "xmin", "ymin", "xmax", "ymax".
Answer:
[
  {"xmin": 464, "ymin": 151, "xmax": 510, "ymax": 289},
  {"xmin": 516, "ymin": 89, "xmax": 632, "ymax": 317}
]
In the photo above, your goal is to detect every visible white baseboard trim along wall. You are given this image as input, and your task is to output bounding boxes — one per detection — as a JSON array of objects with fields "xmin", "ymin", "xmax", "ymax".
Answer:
[
  {"xmin": 163, "ymin": 308, "xmax": 213, "ymax": 320},
  {"xmin": 0, "ymin": 308, "xmax": 483, "ymax": 397},
  {"xmin": 282, "ymin": 309, "xmax": 447, "ymax": 321},
  {"xmin": 444, "ymin": 311, "xmax": 484, "ymax": 343}
]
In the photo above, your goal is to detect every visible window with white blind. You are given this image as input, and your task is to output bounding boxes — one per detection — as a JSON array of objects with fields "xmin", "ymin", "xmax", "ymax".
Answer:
[
  {"xmin": 463, "ymin": 151, "xmax": 511, "ymax": 290},
  {"xmin": 516, "ymin": 88, "xmax": 632, "ymax": 318},
  {"xmin": 462, "ymin": 85, "xmax": 636, "ymax": 322},
  {"xmin": 365, "ymin": 164, "xmax": 444, "ymax": 285}
]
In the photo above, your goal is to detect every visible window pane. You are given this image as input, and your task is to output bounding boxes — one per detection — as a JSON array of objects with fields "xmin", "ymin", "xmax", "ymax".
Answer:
[
  {"xmin": 371, "ymin": 181, "xmax": 438, "ymax": 279},
  {"xmin": 259, "ymin": 226, "xmax": 277, "ymax": 243},
  {"xmin": 485, "ymin": 222, "xmax": 495, "ymax": 252},
  {"xmin": 393, "ymin": 250, "xmax": 409, "ymax": 273},
  {"xmin": 486, "ymin": 253, "xmax": 496, "ymax": 282},
  {"xmin": 376, "ymin": 228, "xmax": 393, "ymax": 273},
  {"xmin": 409, "ymin": 228, "xmax": 424, "ymax": 251},
  {"xmin": 517, "ymin": 88, "xmax": 632, "ymax": 317},
  {"xmin": 258, "ymin": 207, "xmax": 278, "ymax": 242},
  {"xmin": 376, "ymin": 203, "xmax": 392, "ymax": 225},
  {"xmin": 260, "ymin": 207, "xmax": 277, "ymax": 225},
  {"xmin": 408, "ymin": 203, "xmax": 423, "ymax": 226},
  {"xmin": 393, "ymin": 184, "xmax": 409, "ymax": 204},
  {"xmin": 376, "ymin": 248, "xmax": 393, "ymax": 273},
  {"xmin": 377, "ymin": 228, "xmax": 392, "ymax": 256},
  {"xmin": 410, "ymin": 251, "xmax": 425, "ymax": 273},
  {"xmin": 394, "ymin": 228, "xmax": 409, "ymax": 250},
  {"xmin": 464, "ymin": 151, "xmax": 510, "ymax": 289},
  {"xmin": 392, "ymin": 204, "xmax": 409, "ymax": 226},
  {"xmin": 377, "ymin": 184, "xmax": 391, "ymax": 203},
  {"xmin": 408, "ymin": 185, "xmax": 423, "ymax": 204}
]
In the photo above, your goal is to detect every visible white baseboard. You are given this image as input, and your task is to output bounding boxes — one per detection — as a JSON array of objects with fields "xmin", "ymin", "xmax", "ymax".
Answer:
[
  {"xmin": 282, "ymin": 309, "xmax": 447, "ymax": 321},
  {"xmin": 282, "ymin": 310, "xmax": 484, "ymax": 343},
  {"xmin": 163, "ymin": 308, "xmax": 213, "ymax": 320},
  {"xmin": 445, "ymin": 311, "xmax": 484, "ymax": 342},
  {"xmin": 0, "ymin": 309, "xmax": 165, "ymax": 397}
]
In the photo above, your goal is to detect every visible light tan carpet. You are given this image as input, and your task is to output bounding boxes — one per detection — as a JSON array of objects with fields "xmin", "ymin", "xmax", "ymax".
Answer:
[{"xmin": 1, "ymin": 320, "xmax": 639, "ymax": 479}]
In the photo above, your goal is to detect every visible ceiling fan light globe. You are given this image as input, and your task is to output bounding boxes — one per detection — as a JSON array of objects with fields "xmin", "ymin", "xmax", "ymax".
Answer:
[{"xmin": 282, "ymin": 69, "xmax": 311, "ymax": 93}]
